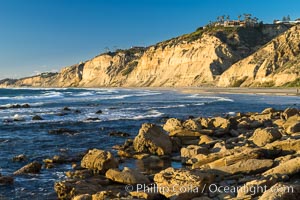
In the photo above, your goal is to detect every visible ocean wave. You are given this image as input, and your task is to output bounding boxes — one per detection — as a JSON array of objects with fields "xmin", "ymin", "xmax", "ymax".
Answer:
[
  {"xmin": 187, "ymin": 94, "xmax": 234, "ymax": 102},
  {"xmin": 96, "ymin": 92, "xmax": 161, "ymax": 100},
  {"xmin": 71, "ymin": 91, "xmax": 95, "ymax": 97},
  {"xmin": 131, "ymin": 110, "xmax": 164, "ymax": 120},
  {"xmin": 0, "ymin": 102, "xmax": 44, "ymax": 107},
  {"xmin": 151, "ymin": 104, "xmax": 186, "ymax": 109},
  {"xmin": 0, "ymin": 91, "xmax": 64, "ymax": 100},
  {"xmin": 134, "ymin": 92, "xmax": 162, "ymax": 97}
]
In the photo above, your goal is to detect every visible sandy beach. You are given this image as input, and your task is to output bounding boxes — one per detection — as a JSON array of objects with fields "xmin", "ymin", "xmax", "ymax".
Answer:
[{"xmin": 178, "ymin": 87, "xmax": 300, "ymax": 96}]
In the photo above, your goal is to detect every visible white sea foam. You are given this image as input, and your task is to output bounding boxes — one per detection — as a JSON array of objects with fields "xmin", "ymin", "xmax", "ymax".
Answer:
[
  {"xmin": 72, "ymin": 91, "xmax": 95, "ymax": 97},
  {"xmin": 152, "ymin": 104, "xmax": 186, "ymax": 109},
  {"xmin": 131, "ymin": 110, "xmax": 163, "ymax": 120},
  {"xmin": 0, "ymin": 91, "xmax": 64, "ymax": 100},
  {"xmin": 187, "ymin": 94, "xmax": 234, "ymax": 102}
]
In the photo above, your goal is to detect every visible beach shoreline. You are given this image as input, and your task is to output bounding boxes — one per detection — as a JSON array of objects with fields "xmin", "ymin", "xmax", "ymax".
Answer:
[
  {"xmin": 176, "ymin": 87, "xmax": 300, "ymax": 96},
  {"xmin": 1, "ymin": 86, "xmax": 299, "ymax": 96}
]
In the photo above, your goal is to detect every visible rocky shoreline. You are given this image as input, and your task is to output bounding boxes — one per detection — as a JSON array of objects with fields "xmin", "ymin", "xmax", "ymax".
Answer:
[{"xmin": 1, "ymin": 107, "xmax": 300, "ymax": 199}]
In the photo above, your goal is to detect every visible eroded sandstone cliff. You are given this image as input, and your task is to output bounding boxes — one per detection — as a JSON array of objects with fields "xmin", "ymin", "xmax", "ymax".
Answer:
[
  {"xmin": 1, "ymin": 24, "xmax": 298, "ymax": 88},
  {"xmin": 218, "ymin": 25, "xmax": 300, "ymax": 87}
]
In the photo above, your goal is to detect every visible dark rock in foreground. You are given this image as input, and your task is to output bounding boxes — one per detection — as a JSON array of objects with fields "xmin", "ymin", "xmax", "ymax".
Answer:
[
  {"xmin": 13, "ymin": 161, "xmax": 42, "ymax": 175},
  {"xmin": 0, "ymin": 173, "xmax": 14, "ymax": 185}
]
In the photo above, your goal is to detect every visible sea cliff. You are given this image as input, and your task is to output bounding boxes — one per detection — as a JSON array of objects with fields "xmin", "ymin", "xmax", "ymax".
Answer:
[{"xmin": 1, "ymin": 24, "xmax": 299, "ymax": 88}]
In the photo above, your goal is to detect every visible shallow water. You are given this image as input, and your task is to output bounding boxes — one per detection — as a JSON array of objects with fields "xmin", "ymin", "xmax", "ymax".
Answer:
[{"xmin": 0, "ymin": 88, "xmax": 299, "ymax": 199}]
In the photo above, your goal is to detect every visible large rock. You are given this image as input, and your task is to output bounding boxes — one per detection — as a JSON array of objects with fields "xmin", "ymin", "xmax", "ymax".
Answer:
[
  {"xmin": 105, "ymin": 167, "xmax": 150, "ymax": 184},
  {"xmin": 169, "ymin": 129, "xmax": 202, "ymax": 137},
  {"xmin": 259, "ymin": 183, "xmax": 300, "ymax": 200},
  {"xmin": 198, "ymin": 135, "xmax": 216, "ymax": 145},
  {"xmin": 263, "ymin": 157, "xmax": 300, "ymax": 176},
  {"xmin": 92, "ymin": 190, "xmax": 127, "ymax": 200},
  {"xmin": 133, "ymin": 123, "xmax": 172, "ymax": 155},
  {"xmin": 154, "ymin": 167, "xmax": 214, "ymax": 200},
  {"xmin": 215, "ymin": 159, "xmax": 273, "ymax": 175},
  {"xmin": 192, "ymin": 147, "xmax": 251, "ymax": 169},
  {"xmin": 72, "ymin": 194, "xmax": 92, "ymax": 200},
  {"xmin": 54, "ymin": 178, "xmax": 104, "ymax": 200},
  {"xmin": 130, "ymin": 191, "xmax": 161, "ymax": 200},
  {"xmin": 250, "ymin": 127, "xmax": 282, "ymax": 147},
  {"xmin": 286, "ymin": 121, "xmax": 300, "ymax": 134},
  {"xmin": 282, "ymin": 115, "xmax": 300, "ymax": 129},
  {"xmin": 183, "ymin": 119, "xmax": 202, "ymax": 131},
  {"xmin": 181, "ymin": 145, "xmax": 209, "ymax": 163},
  {"xmin": 264, "ymin": 139, "xmax": 300, "ymax": 152},
  {"xmin": 211, "ymin": 117, "xmax": 230, "ymax": 131},
  {"xmin": 0, "ymin": 174, "xmax": 14, "ymax": 185},
  {"xmin": 13, "ymin": 161, "xmax": 42, "ymax": 175},
  {"xmin": 81, "ymin": 149, "xmax": 118, "ymax": 174},
  {"xmin": 250, "ymin": 113, "xmax": 272, "ymax": 121},
  {"xmin": 163, "ymin": 118, "xmax": 183, "ymax": 133},
  {"xmin": 281, "ymin": 108, "xmax": 299, "ymax": 120},
  {"xmin": 261, "ymin": 107, "xmax": 276, "ymax": 114},
  {"xmin": 199, "ymin": 148, "xmax": 263, "ymax": 169}
]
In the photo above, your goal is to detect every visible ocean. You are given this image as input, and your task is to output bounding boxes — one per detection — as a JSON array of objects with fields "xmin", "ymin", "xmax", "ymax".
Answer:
[{"xmin": 0, "ymin": 88, "xmax": 299, "ymax": 199}]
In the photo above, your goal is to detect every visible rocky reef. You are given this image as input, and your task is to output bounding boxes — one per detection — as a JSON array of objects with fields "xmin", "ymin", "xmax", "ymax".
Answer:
[{"xmin": 4, "ymin": 107, "xmax": 298, "ymax": 199}]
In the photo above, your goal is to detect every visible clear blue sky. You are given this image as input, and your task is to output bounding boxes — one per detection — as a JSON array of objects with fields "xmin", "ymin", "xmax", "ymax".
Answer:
[{"xmin": 0, "ymin": 0, "xmax": 299, "ymax": 79}]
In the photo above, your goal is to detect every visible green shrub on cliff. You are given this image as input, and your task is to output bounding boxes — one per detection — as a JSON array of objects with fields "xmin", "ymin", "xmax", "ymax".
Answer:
[{"xmin": 283, "ymin": 78, "xmax": 300, "ymax": 87}]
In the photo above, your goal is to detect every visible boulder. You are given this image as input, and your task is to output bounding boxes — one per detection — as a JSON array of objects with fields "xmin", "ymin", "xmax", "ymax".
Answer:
[
  {"xmin": 181, "ymin": 145, "xmax": 209, "ymax": 163},
  {"xmin": 163, "ymin": 118, "xmax": 183, "ymax": 133},
  {"xmin": 65, "ymin": 169, "xmax": 94, "ymax": 179},
  {"xmin": 85, "ymin": 117, "xmax": 100, "ymax": 121},
  {"xmin": 32, "ymin": 115, "xmax": 43, "ymax": 120},
  {"xmin": 199, "ymin": 118, "xmax": 212, "ymax": 129},
  {"xmin": 281, "ymin": 108, "xmax": 299, "ymax": 120},
  {"xmin": 286, "ymin": 122, "xmax": 300, "ymax": 134},
  {"xmin": 183, "ymin": 119, "xmax": 202, "ymax": 131},
  {"xmin": 215, "ymin": 159, "xmax": 273, "ymax": 175},
  {"xmin": 81, "ymin": 149, "xmax": 118, "ymax": 174},
  {"xmin": 13, "ymin": 161, "xmax": 42, "ymax": 175},
  {"xmin": 109, "ymin": 131, "xmax": 130, "ymax": 137},
  {"xmin": 192, "ymin": 147, "xmax": 263, "ymax": 169},
  {"xmin": 12, "ymin": 154, "xmax": 27, "ymax": 162},
  {"xmin": 133, "ymin": 123, "xmax": 172, "ymax": 155},
  {"xmin": 92, "ymin": 190, "xmax": 126, "ymax": 200},
  {"xmin": 237, "ymin": 120, "xmax": 251, "ymax": 130},
  {"xmin": 261, "ymin": 108, "xmax": 276, "ymax": 114},
  {"xmin": 105, "ymin": 167, "xmax": 150, "ymax": 184},
  {"xmin": 72, "ymin": 194, "xmax": 92, "ymax": 200},
  {"xmin": 154, "ymin": 167, "xmax": 214, "ymax": 200},
  {"xmin": 259, "ymin": 183, "xmax": 300, "ymax": 200},
  {"xmin": 48, "ymin": 128, "xmax": 78, "ymax": 135},
  {"xmin": 130, "ymin": 191, "xmax": 161, "ymax": 200},
  {"xmin": 54, "ymin": 178, "xmax": 104, "ymax": 200},
  {"xmin": 263, "ymin": 157, "xmax": 300, "ymax": 176},
  {"xmin": 211, "ymin": 117, "xmax": 230, "ymax": 131},
  {"xmin": 198, "ymin": 135, "xmax": 216, "ymax": 145},
  {"xmin": 95, "ymin": 110, "xmax": 103, "ymax": 114},
  {"xmin": 250, "ymin": 113, "xmax": 272, "ymax": 121},
  {"xmin": 211, "ymin": 142, "xmax": 227, "ymax": 153},
  {"xmin": 63, "ymin": 106, "xmax": 71, "ymax": 111},
  {"xmin": 264, "ymin": 139, "xmax": 300, "ymax": 152},
  {"xmin": 202, "ymin": 148, "xmax": 263, "ymax": 168},
  {"xmin": 250, "ymin": 127, "xmax": 282, "ymax": 147},
  {"xmin": 169, "ymin": 129, "xmax": 202, "ymax": 137},
  {"xmin": 0, "ymin": 174, "xmax": 14, "ymax": 185}
]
